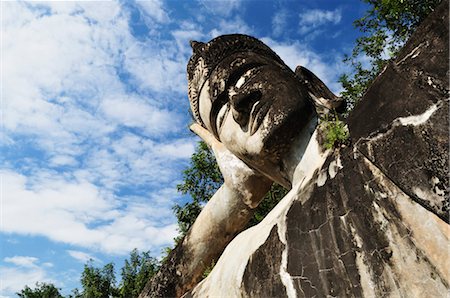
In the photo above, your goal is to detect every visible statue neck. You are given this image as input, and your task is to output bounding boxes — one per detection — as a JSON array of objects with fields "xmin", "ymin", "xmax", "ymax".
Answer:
[{"xmin": 280, "ymin": 117, "xmax": 328, "ymax": 189}]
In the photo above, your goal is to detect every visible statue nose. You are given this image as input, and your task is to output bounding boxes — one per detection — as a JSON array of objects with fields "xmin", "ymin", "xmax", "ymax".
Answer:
[{"xmin": 230, "ymin": 90, "xmax": 262, "ymax": 128}]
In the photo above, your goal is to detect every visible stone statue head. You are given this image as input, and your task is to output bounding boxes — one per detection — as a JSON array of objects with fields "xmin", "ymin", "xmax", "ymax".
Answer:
[{"xmin": 187, "ymin": 34, "xmax": 317, "ymax": 185}]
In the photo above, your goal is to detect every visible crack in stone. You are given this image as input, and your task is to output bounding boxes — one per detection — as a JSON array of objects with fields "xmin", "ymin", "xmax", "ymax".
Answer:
[
  {"xmin": 293, "ymin": 208, "xmax": 354, "ymax": 236},
  {"xmin": 291, "ymin": 275, "xmax": 319, "ymax": 297}
]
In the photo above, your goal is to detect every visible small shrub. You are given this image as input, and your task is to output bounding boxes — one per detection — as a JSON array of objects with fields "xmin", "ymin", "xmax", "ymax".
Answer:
[
  {"xmin": 321, "ymin": 113, "xmax": 349, "ymax": 149},
  {"xmin": 202, "ymin": 260, "xmax": 215, "ymax": 278}
]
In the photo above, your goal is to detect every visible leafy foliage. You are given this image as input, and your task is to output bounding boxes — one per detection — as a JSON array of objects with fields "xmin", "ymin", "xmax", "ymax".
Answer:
[
  {"xmin": 17, "ymin": 282, "xmax": 64, "ymax": 298},
  {"xmin": 80, "ymin": 261, "xmax": 118, "ymax": 298},
  {"xmin": 177, "ymin": 141, "xmax": 224, "ymax": 203},
  {"xmin": 174, "ymin": 141, "xmax": 224, "ymax": 236},
  {"xmin": 248, "ymin": 183, "xmax": 288, "ymax": 226},
  {"xmin": 175, "ymin": 141, "xmax": 287, "ymax": 238},
  {"xmin": 19, "ymin": 250, "xmax": 160, "ymax": 298},
  {"xmin": 321, "ymin": 113, "xmax": 349, "ymax": 149},
  {"xmin": 340, "ymin": 0, "xmax": 441, "ymax": 110},
  {"xmin": 119, "ymin": 249, "xmax": 159, "ymax": 298},
  {"xmin": 67, "ymin": 249, "xmax": 159, "ymax": 298},
  {"xmin": 202, "ymin": 259, "xmax": 216, "ymax": 279}
]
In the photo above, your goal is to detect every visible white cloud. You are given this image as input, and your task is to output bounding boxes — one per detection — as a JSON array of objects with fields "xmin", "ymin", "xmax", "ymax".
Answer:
[
  {"xmin": 136, "ymin": 0, "xmax": 170, "ymax": 23},
  {"xmin": 272, "ymin": 9, "xmax": 289, "ymax": 37},
  {"xmin": 197, "ymin": 0, "xmax": 242, "ymax": 17},
  {"xmin": 72, "ymin": 133, "xmax": 195, "ymax": 190},
  {"xmin": 298, "ymin": 8, "xmax": 342, "ymax": 35},
  {"xmin": 261, "ymin": 37, "xmax": 344, "ymax": 93},
  {"xmin": 100, "ymin": 95, "xmax": 181, "ymax": 135},
  {"xmin": 1, "ymin": 256, "xmax": 56, "ymax": 297},
  {"xmin": 1, "ymin": 2, "xmax": 194, "ymax": 258},
  {"xmin": 49, "ymin": 155, "xmax": 79, "ymax": 167},
  {"xmin": 122, "ymin": 39, "xmax": 189, "ymax": 95},
  {"xmin": 155, "ymin": 139, "xmax": 196, "ymax": 159},
  {"xmin": 2, "ymin": 1, "xmax": 126, "ymax": 154},
  {"xmin": 208, "ymin": 17, "xmax": 253, "ymax": 38},
  {"xmin": 2, "ymin": 170, "xmax": 178, "ymax": 255},
  {"xmin": 0, "ymin": 266, "xmax": 54, "ymax": 297},
  {"xmin": 3, "ymin": 1, "xmax": 187, "ymax": 158},
  {"xmin": 67, "ymin": 250, "xmax": 100, "ymax": 264},
  {"xmin": 4, "ymin": 256, "xmax": 39, "ymax": 268}
]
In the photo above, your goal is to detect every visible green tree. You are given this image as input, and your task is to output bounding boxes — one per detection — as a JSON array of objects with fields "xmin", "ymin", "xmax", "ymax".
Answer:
[
  {"xmin": 67, "ymin": 288, "xmax": 83, "ymax": 298},
  {"xmin": 174, "ymin": 141, "xmax": 224, "ymax": 236},
  {"xmin": 340, "ymin": 0, "xmax": 441, "ymax": 110},
  {"xmin": 175, "ymin": 141, "xmax": 287, "ymax": 238},
  {"xmin": 17, "ymin": 282, "xmax": 63, "ymax": 298},
  {"xmin": 248, "ymin": 183, "xmax": 288, "ymax": 226},
  {"xmin": 119, "ymin": 249, "xmax": 159, "ymax": 298},
  {"xmin": 80, "ymin": 261, "xmax": 118, "ymax": 298}
]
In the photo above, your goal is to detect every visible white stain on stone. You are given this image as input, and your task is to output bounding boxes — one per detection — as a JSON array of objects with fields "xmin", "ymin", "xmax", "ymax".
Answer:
[
  {"xmin": 372, "ymin": 200, "xmax": 391, "ymax": 238},
  {"xmin": 215, "ymin": 149, "xmax": 260, "ymax": 207},
  {"xmin": 236, "ymin": 76, "xmax": 246, "ymax": 88},
  {"xmin": 316, "ymin": 170, "xmax": 327, "ymax": 187},
  {"xmin": 413, "ymin": 186, "xmax": 443, "ymax": 209},
  {"xmin": 364, "ymin": 157, "xmax": 450, "ymax": 288},
  {"xmin": 308, "ymin": 92, "xmax": 331, "ymax": 110},
  {"xmin": 277, "ymin": 205, "xmax": 298, "ymax": 298},
  {"xmin": 398, "ymin": 103, "xmax": 439, "ymax": 126},
  {"xmin": 328, "ymin": 155, "xmax": 343, "ymax": 179},
  {"xmin": 349, "ymin": 223, "xmax": 376, "ymax": 297},
  {"xmin": 292, "ymin": 129, "xmax": 330, "ymax": 191},
  {"xmin": 431, "ymin": 176, "xmax": 440, "ymax": 184},
  {"xmin": 191, "ymin": 186, "xmax": 302, "ymax": 297},
  {"xmin": 378, "ymin": 191, "xmax": 388, "ymax": 199},
  {"xmin": 426, "ymin": 76, "xmax": 440, "ymax": 89},
  {"xmin": 396, "ymin": 42, "xmax": 426, "ymax": 65},
  {"xmin": 430, "ymin": 176, "xmax": 445, "ymax": 196},
  {"xmin": 357, "ymin": 101, "xmax": 443, "ymax": 156}
]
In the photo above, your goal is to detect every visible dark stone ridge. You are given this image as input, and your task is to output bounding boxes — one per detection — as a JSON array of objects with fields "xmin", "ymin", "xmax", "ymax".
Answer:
[
  {"xmin": 347, "ymin": 0, "xmax": 449, "ymax": 222},
  {"xmin": 347, "ymin": 0, "xmax": 449, "ymax": 141},
  {"xmin": 282, "ymin": 148, "xmax": 445, "ymax": 297},
  {"xmin": 285, "ymin": 153, "xmax": 365, "ymax": 297},
  {"xmin": 242, "ymin": 225, "xmax": 287, "ymax": 297}
]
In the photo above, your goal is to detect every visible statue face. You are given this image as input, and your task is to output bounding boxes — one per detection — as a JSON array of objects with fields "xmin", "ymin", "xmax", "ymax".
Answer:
[{"xmin": 198, "ymin": 52, "xmax": 316, "ymax": 170}]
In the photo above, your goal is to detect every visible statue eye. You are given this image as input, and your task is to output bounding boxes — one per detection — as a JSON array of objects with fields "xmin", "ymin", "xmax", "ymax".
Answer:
[
  {"xmin": 216, "ymin": 102, "xmax": 229, "ymax": 133},
  {"xmin": 210, "ymin": 92, "xmax": 229, "ymax": 139},
  {"xmin": 227, "ymin": 63, "xmax": 264, "ymax": 88}
]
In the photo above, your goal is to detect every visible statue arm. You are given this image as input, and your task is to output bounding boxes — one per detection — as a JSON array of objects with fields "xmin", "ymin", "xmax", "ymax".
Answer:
[{"xmin": 139, "ymin": 124, "xmax": 272, "ymax": 298}]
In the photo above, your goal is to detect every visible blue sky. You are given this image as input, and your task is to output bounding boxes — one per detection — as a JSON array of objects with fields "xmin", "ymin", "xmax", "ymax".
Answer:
[{"xmin": 1, "ymin": 0, "xmax": 369, "ymax": 296}]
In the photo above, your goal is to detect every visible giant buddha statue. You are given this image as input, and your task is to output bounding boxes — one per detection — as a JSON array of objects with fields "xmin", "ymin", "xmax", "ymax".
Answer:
[
  {"xmin": 140, "ymin": 20, "xmax": 449, "ymax": 297},
  {"xmin": 140, "ymin": 33, "xmax": 345, "ymax": 297}
]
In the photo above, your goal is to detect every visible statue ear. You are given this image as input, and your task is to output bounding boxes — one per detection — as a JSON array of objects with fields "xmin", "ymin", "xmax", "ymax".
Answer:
[
  {"xmin": 295, "ymin": 66, "xmax": 346, "ymax": 115},
  {"xmin": 190, "ymin": 40, "xmax": 205, "ymax": 55}
]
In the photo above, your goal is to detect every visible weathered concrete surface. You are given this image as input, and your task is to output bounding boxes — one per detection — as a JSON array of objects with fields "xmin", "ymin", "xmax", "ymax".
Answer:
[
  {"xmin": 187, "ymin": 1, "xmax": 449, "ymax": 297},
  {"xmin": 347, "ymin": 0, "xmax": 449, "ymax": 221},
  {"xmin": 190, "ymin": 150, "xmax": 449, "ymax": 297}
]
